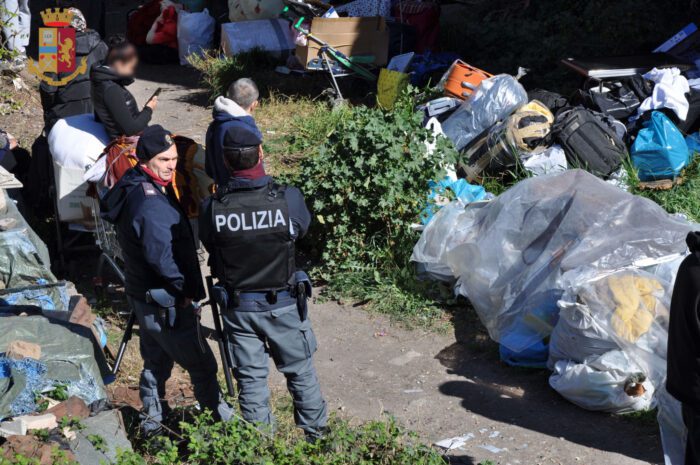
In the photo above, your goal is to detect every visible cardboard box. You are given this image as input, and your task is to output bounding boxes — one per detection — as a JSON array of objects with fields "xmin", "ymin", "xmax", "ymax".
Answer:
[{"xmin": 296, "ymin": 17, "xmax": 389, "ymax": 69}]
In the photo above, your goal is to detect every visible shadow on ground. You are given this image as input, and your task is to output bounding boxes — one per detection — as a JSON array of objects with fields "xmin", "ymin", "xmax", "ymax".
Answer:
[{"xmin": 437, "ymin": 310, "xmax": 663, "ymax": 464}]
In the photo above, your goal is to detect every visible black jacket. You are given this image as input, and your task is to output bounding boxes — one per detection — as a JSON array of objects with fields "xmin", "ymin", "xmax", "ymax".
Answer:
[
  {"xmin": 667, "ymin": 231, "xmax": 700, "ymax": 409},
  {"xmin": 40, "ymin": 30, "xmax": 108, "ymax": 132},
  {"xmin": 91, "ymin": 65, "xmax": 152, "ymax": 140},
  {"xmin": 99, "ymin": 167, "xmax": 205, "ymax": 302}
]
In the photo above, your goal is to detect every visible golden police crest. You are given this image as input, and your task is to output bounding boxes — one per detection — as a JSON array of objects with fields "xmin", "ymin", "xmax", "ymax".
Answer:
[{"xmin": 28, "ymin": 9, "xmax": 88, "ymax": 86}]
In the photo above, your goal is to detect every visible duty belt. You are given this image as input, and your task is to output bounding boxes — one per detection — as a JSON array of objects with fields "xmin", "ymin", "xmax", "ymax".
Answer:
[{"xmin": 218, "ymin": 271, "xmax": 313, "ymax": 320}]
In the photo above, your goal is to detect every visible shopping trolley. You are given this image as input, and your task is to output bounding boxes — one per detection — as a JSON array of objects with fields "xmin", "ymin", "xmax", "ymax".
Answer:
[{"xmin": 92, "ymin": 195, "xmax": 134, "ymax": 375}]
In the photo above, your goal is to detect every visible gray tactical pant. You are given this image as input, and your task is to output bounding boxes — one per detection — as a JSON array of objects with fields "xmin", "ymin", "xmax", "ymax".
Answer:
[
  {"xmin": 128, "ymin": 297, "xmax": 232, "ymax": 434},
  {"xmin": 222, "ymin": 295, "xmax": 327, "ymax": 435}
]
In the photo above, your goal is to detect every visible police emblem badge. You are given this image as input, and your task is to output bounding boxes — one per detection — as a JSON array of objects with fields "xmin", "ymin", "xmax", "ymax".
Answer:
[{"xmin": 27, "ymin": 9, "xmax": 88, "ymax": 86}]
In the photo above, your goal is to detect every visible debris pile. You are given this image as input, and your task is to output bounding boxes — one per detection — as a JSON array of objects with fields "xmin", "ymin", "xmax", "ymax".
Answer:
[{"xmin": 0, "ymin": 169, "xmax": 131, "ymax": 463}]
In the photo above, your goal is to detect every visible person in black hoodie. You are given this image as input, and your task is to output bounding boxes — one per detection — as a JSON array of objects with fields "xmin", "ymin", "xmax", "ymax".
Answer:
[
  {"xmin": 91, "ymin": 35, "xmax": 157, "ymax": 140},
  {"xmin": 39, "ymin": 8, "xmax": 108, "ymax": 133},
  {"xmin": 100, "ymin": 125, "xmax": 231, "ymax": 435},
  {"xmin": 668, "ymin": 231, "xmax": 700, "ymax": 465}
]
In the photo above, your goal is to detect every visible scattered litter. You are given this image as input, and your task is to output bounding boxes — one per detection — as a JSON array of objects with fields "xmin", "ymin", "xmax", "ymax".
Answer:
[
  {"xmin": 489, "ymin": 431, "xmax": 501, "ymax": 438},
  {"xmin": 478, "ymin": 444, "xmax": 507, "ymax": 454},
  {"xmin": 388, "ymin": 350, "xmax": 422, "ymax": 366},
  {"xmin": 434, "ymin": 433, "xmax": 475, "ymax": 450},
  {"xmin": 373, "ymin": 329, "xmax": 388, "ymax": 337},
  {"xmin": 403, "ymin": 389, "xmax": 423, "ymax": 394}
]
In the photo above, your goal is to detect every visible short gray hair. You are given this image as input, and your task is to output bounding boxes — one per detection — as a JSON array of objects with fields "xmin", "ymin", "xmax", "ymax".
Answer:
[{"xmin": 227, "ymin": 78, "xmax": 259, "ymax": 109}]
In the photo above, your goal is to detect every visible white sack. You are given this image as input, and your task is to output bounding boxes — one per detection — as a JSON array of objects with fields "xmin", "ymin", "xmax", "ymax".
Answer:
[
  {"xmin": 48, "ymin": 114, "xmax": 109, "ymax": 171},
  {"xmin": 549, "ymin": 350, "xmax": 655, "ymax": 414}
]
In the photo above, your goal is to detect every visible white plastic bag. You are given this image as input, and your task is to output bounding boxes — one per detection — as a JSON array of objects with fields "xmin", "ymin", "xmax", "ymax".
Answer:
[
  {"xmin": 177, "ymin": 8, "xmax": 215, "ymax": 65},
  {"xmin": 549, "ymin": 350, "xmax": 655, "ymax": 413},
  {"xmin": 521, "ymin": 144, "xmax": 568, "ymax": 177}
]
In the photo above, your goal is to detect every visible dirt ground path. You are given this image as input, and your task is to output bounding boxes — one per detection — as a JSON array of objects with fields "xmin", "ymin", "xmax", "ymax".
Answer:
[{"xmin": 130, "ymin": 63, "xmax": 663, "ymax": 465}]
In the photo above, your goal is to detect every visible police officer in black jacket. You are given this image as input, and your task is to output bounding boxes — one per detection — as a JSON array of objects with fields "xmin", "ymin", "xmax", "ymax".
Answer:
[
  {"xmin": 668, "ymin": 231, "xmax": 700, "ymax": 465},
  {"xmin": 199, "ymin": 126, "xmax": 328, "ymax": 440},
  {"xmin": 100, "ymin": 125, "xmax": 230, "ymax": 435}
]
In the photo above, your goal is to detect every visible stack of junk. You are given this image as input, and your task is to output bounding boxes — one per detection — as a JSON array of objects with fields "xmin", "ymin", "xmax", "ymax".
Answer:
[
  {"xmin": 0, "ymin": 166, "xmax": 131, "ymax": 463},
  {"xmin": 410, "ymin": 24, "xmax": 700, "ymax": 465}
]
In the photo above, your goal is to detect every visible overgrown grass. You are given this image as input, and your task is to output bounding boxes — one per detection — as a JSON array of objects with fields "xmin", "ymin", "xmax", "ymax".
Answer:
[
  {"xmin": 113, "ymin": 412, "xmax": 447, "ymax": 465},
  {"xmin": 628, "ymin": 156, "xmax": 700, "ymax": 223}
]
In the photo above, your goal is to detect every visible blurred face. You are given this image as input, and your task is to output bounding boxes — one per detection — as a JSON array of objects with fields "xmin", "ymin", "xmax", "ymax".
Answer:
[
  {"xmin": 112, "ymin": 46, "xmax": 139, "ymax": 77},
  {"xmin": 144, "ymin": 144, "xmax": 178, "ymax": 182}
]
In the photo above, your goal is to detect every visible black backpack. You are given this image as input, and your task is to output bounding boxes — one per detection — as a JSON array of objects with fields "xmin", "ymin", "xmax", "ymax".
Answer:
[{"xmin": 552, "ymin": 106, "xmax": 627, "ymax": 178}]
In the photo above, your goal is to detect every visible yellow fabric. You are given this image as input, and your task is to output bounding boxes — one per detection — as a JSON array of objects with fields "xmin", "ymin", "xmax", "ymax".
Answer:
[
  {"xmin": 607, "ymin": 275, "xmax": 662, "ymax": 342},
  {"xmin": 377, "ymin": 68, "xmax": 409, "ymax": 110}
]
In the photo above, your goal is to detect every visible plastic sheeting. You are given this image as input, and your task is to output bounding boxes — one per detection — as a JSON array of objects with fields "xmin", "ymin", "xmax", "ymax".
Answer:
[
  {"xmin": 0, "ymin": 281, "xmax": 69, "ymax": 311},
  {"xmin": 412, "ymin": 170, "xmax": 692, "ymax": 352},
  {"xmin": 0, "ymin": 314, "xmax": 108, "ymax": 420},
  {"xmin": 0, "ymin": 357, "xmax": 48, "ymax": 418},
  {"xmin": 657, "ymin": 385, "xmax": 687, "ymax": 465},
  {"xmin": 442, "ymin": 74, "xmax": 527, "ymax": 151},
  {"xmin": 554, "ymin": 266, "xmax": 677, "ymax": 386}
]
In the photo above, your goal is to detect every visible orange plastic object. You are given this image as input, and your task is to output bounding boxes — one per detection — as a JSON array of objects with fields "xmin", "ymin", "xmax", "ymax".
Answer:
[{"xmin": 444, "ymin": 60, "xmax": 493, "ymax": 99}]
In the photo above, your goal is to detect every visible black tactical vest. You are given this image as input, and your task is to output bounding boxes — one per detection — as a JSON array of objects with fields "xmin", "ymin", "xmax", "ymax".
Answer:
[{"xmin": 210, "ymin": 182, "xmax": 295, "ymax": 292}]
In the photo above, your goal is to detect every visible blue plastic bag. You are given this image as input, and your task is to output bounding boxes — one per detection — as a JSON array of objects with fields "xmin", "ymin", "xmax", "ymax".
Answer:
[
  {"xmin": 632, "ymin": 111, "xmax": 689, "ymax": 181},
  {"xmin": 420, "ymin": 176, "xmax": 487, "ymax": 224},
  {"xmin": 686, "ymin": 132, "xmax": 700, "ymax": 158},
  {"xmin": 498, "ymin": 321, "xmax": 549, "ymax": 369}
]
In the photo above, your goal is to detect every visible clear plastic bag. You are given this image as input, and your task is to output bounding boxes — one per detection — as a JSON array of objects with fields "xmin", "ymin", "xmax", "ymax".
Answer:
[
  {"xmin": 553, "ymin": 267, "xmax": 675, "ymax": 386},
  {"xmin": 442, "ymin": 74, "xmax": 528, "ymax": 151},
  {"xmin": 414, "ymin": 170, "xmax": 691, "ymax": 352}
]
